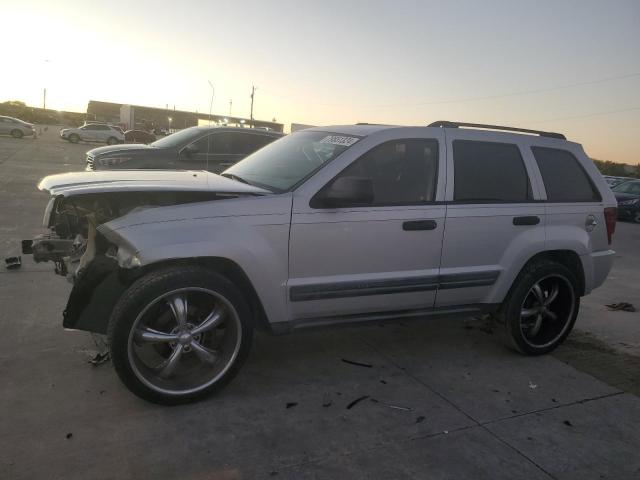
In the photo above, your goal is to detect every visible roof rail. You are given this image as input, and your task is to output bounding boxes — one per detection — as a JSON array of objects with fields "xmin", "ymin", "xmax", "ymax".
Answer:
[{"xmin": 428, "ymin": 121, "xmax": 566, "ymax": 140}]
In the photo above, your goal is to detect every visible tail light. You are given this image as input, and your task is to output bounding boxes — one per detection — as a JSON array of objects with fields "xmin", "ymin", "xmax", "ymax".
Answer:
[{"xmin": 604, "ymin": 207, "xmax": 617, "ymax": 245}]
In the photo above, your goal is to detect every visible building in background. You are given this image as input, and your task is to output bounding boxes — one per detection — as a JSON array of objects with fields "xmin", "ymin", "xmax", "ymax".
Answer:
[{"xmin": 87, "ymin": 100, "xmax": 283, "ymax": 132}]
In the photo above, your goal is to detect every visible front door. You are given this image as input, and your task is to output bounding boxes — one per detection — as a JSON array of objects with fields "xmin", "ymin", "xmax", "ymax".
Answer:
[{"xmin": 288, "ymin": 134, "xmax": 446, "ymax": 322}]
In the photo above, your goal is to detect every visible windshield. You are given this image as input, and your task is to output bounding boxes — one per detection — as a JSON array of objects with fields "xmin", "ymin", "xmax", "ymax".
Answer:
[
  {"xmin": 150, "ymin": 127, "xmax": 203, "ymax": 148},
  {"xmin": 223, "ymin": 131, "xmax": 361, "ymax": 192},
  {"xmin": 613, "ymin": 181, "xmax": 640, "ymax": 195}
]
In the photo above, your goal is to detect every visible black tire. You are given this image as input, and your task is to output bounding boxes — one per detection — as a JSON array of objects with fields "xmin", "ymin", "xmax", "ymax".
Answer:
[
  {"xmin": 11, "ymin": 129, "xmax": 23, "ymax": 139},
  {"xmin": 633, "ymin": 210, "xmax": 640, "ymax": 224},
  {"xmin": 501, "ymin": 260, "xmax": 579, "ymax": 355},
  {"xmin": 106, "ymin": 136, "xmax": 118, "ymax": 145},
  {"xmin": 69, "ymin": 133, "xmax": 80, "ymax": 143},
  {"xmin": 108, "ymin": 266, "xmax": 254, "ymax": 405}
]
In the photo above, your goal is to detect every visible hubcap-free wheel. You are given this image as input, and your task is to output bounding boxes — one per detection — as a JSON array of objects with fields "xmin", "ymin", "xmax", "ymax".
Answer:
[
  {"xmin": 69, "ymin": 134, "xmax": 79, "ymax": 143},
  {"xmin": 519, "ymin": 274, "xmax": 575, "ymax": 349},
  {"xmin": 634, "ymin": 211, "xmax": 640, "ymax": 224},
  {"xmin": 11, "ymin": 129, "xmax": 23, "ymax": 138},
  {"xmin": 128, "ymin": 287, "xmax": 242, "ymax": 396},
  {"xmin": 107, "ymin": 137, "xmax": 118, "ymax": 145}
]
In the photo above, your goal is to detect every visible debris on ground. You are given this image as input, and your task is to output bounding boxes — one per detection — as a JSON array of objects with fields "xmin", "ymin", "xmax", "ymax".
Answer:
[
  {"xmin": 341, "ymin": 358, "xmax": 373, "ymax": 368},
  {"xmin": 66, "ymin": 433, "xmax": 73, "ymax": 439},
  {"xmin": 528, "ymin": 381, "xmax": 538, "ymax": 390},
  {"xmin": 285, "ymin": 402, "xmax": 298, "ymax": 409},
  {"xmin": 605, "ymin": 302, "xmax": 636, "ymax": 312},
  {"xmin": 379, "ymin": 379, "xmax": 387, "ymax": 385},
  {"xmin": 346, "ymin": 395, "xmax": 369, "ymax": 410},
  {"xmin": 563, "ymin": 420, "xmax": 573, "ymax": 427},
  {"xmin": 370, "ymin": 398, "xmax": 413, "ymax": 411},
  {"xmin": 4, "ymin": 256, "xmax": 21, "ymax": 270},
  {"xmin": 322, "ymin": 400, "xmax": 332, "ymax": 408},
  {"xmin": 88, "ymin": 351, "xmax": 110, "ymax": 366},
  {"xmin": 416, "ymin": 416, "xmax": 426, "ymax": 423}
]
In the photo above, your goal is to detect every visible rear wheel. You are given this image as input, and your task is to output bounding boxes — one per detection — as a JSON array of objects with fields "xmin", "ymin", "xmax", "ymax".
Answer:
[
  {"xmin": 68, "ymin": 133, "xmax": 80, "ymax": 143},
  {"xmin": 633, "ymin": 210, "xmax": 640, "ymax": 224},
  {"xmin": 106, "ymin": 136, "xmax": 118, "ymax": 145},
  {"xmin": 502, "ymin": 260, "xmax": 579, "ymax": 355},
  {"xmin": 11, "ymin": 129, "xmax": 23, "ymax": 139},
  {"xmin": 108, "ymin": 266, "xmax": 253, "ymax": 405}
]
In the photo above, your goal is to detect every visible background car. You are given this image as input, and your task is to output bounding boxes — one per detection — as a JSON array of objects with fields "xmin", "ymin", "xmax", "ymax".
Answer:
[
  {"xmin": 86, "ymin": 126, "xmax": 284, "ymax": 172},
  {"xmin": 0, "ymin": 115, "xmax": 35, "ymax": 138},
  {"xmin": 612, "ymin": 179, "xmax": 640, "ymax": 223},
  {"xmin": 60, "ymin": 123, "xmax": 125, "ymax": 145},
  {"xmin": 604, "ymin": 175, "xmax": 634, "ymax": 188},
  {"xmin": 124, "ymin": 129, "xmax": 156, "ymax": 144}
]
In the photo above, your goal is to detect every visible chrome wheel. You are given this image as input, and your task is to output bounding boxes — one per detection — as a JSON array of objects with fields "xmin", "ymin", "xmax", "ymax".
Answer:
[
  {"xmin": 519, "ymin": 274, "xmax": 575, "ymax": 348},
  {"xmin": 127, "ymin": 287, "xmax": 242, "ymax": 396}
]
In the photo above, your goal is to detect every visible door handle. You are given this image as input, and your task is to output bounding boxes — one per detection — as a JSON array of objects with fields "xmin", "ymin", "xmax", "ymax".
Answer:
[
  {"xmin": 403, "ymin": 220, "xmax": 437, "ymax": 231},
  {"xmin": 513, "ymin": 216, "xmax": 540, "ymax": 226}
]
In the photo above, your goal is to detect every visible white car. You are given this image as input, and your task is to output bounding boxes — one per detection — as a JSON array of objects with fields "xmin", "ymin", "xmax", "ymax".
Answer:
[
  {"xmin": 25, "ymin": 121, "xmax": 617, "ymax": 404},
  {"xmin": 60, "ymin": 123, "xmax": 125, "ymax": 145}
]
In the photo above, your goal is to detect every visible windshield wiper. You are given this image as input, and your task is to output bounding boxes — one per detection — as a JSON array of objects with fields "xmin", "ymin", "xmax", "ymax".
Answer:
[{"xmin": 221, "ymin": 173, "xmax": 252, "ymax": 186}]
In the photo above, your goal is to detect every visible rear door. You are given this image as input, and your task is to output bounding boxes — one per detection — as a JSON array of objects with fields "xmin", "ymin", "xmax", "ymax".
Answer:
[
  {"xmin": 288, "ymin": 131, "xmax": 446, "ymax": 322},
  {"xmin": 436, "ymin": 130, "xmax": 546, "ymax": 307}
]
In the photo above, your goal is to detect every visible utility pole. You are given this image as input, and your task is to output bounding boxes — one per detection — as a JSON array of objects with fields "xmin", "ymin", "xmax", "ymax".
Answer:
[
  {"xmin": 43, "ymin": 88, "xmax": 46, "ymax": 110},
  {"xmin": 249, "ymin": 85, "xmax": 256, "ymax": 127},
  {"xmin": 208, "ymin": 80, "xmax": 214, "ymax": 126}
]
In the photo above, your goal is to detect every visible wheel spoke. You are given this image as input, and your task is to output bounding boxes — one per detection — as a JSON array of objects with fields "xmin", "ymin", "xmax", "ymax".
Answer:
[
  {"xmin": 526, "ymin": 314, "xmax": 543, "ymax": 337},
  {"xmin": 190, "ymin": 340, "xmax": 219, "ymax": 366},
  {"xmin": 167, "ymin": 293, "xmax": 188, "ymax": 327},
  {"xmin": 543, "ymin": 308, "xmax": 558, "ymax": 321},
  {"xmin": 544, "ymin": 283, "xmax": 559, "ymax": 305},
  {"xmin": 135, "ymin": 327, "xmax": 179, "ymax": 343},
  {"xmin": 531, "ymin": 283, "xmax": 545, "ymax": 304},
  {"xmin": 191, "ymin": 305, "xmax": 224, "ymax": 335},
  {"xmin": 156, "ymin": 344, "xmax": 184, "ymax": 379},
  {"xmin": 521, "ymin": 307, "xmax": 538, "ymax": 318}
]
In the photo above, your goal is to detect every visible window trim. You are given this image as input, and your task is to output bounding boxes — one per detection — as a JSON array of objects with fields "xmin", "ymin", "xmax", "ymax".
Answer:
[
  {"xmin": 531, "ymin": 146, "xmax": 603, "ymax": 203},
  {"xmin": 451, "ymin": 139, "xmax": 534, "ymax": 204},
  {"xmin": 310, "ymin": 138, "xmax": 440, "ymax": 209}
]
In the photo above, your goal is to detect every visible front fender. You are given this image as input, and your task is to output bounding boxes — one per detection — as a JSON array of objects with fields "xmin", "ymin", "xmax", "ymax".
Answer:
[{"xmin": 101, "ymin": 214, "xmax": 291, "ymax": 325}]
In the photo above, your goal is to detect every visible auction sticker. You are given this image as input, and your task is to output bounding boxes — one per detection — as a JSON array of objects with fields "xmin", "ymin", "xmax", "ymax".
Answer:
[{"xmin": 319, "ymin": 135, "xmax": 360, "ymax": 147}]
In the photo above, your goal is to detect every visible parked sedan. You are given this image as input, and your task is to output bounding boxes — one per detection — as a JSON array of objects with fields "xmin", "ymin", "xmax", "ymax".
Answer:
[
  {"xmin": 86, "ymin": 126, "xmax": 283, "ymax": 173},
  {"xmin": 60, "ymin": 123, "xmax": 125, "ymax": 145},
  {"xmin": 612, "ymin": 179, "xmax": 640, "ymax": 223},
  {"xmin": 0, "ymin": 116, "xmax": 35, "ymax": 138},
  {"xmin": 124, "ymin": 130, "xmax": 156, "ymax": 144}
]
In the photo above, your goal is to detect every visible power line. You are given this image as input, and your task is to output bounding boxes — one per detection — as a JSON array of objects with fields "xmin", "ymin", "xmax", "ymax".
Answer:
[
  {"xmin": 521, "ymin": 106, "xmax": 640, "ymax": 125},
  {"xmin": 261, "ymin": 71, "xmax": 640, "ymax": 109}
]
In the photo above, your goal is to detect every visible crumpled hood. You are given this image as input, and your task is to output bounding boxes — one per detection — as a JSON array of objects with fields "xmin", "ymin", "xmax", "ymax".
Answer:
[{"xmin": 38, "ymin": 170, "xmax": 270, "ymax": 196}]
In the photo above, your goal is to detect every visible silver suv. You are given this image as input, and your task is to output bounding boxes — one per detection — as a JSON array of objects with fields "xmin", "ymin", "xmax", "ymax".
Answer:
[
  {"xmin": 60, "ymin": 123, "xmax": 125, "ymax": 145},
  {"xmin": 24, "ymin": 121, "xmax": 617, "ymax": 404}
]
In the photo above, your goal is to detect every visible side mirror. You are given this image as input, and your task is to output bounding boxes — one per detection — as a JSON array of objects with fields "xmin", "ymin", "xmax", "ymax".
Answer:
[
  {"xmin": 183, "ymin": 144, "xmax": 199, "ymax": 156},
  {"xmin": 312, "ymin": 176, "xmax": 374, "ymax": 208}
]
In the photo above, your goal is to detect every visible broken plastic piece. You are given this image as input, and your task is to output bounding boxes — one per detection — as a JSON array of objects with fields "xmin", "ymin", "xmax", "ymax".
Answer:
[
  {"xmin": 4, "ymin": 256, "xmax": 21, "ymax": 270},
  {"xmin": 88, "ymin": 351, "xmax": 110, "ymax": 366},
  {"xmin": 341, "ymin": 358, "xmax": 373, "ymax": 368},
  {"xmin": 605, "ymin": 302, "xmax": 636, "ymax": 312},
  {"xmin": 346, "ymin": 395, "xmax": 369, "ymax": 410}
]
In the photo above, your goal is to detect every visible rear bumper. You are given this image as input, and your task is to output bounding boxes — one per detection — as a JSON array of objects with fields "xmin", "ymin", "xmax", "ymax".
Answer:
[{"xmin": 582, "ymin": 249, "xmax": 615, "ymax": 294}]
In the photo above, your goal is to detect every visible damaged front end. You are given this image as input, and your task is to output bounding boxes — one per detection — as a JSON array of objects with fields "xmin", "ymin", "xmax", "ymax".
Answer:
[{"xmin": 22, "ymin": 170, "xmax": 259, "ymax": 334}]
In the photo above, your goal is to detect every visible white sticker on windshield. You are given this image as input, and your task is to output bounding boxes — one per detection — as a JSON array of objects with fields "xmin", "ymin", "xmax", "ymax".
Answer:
[{"xmin": 319, "ymin": 135, "xmax": 360, "ymax": 147}]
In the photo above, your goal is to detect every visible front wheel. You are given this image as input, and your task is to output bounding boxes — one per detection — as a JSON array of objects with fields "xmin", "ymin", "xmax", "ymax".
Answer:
[
  {"xmin": 11, "ymin": 129, "xmax": 24, "ymax": 139},
  {"xmin": 108, "ymin": 266, "xmax": 253, "ymax": 404},
  {"xmin": 68, "ymin": 133, "xmax": 80, "ymax": 143},
  {"xmin": 502, "ymin": 260, "xmax": 579, "ymax": 355},
  {"xmin": 633, "ymin": 210, "xmax": 640, "ymax": 224},
  {"xmin": 106, "ymin": 136, "xmax": 118, "ymax": 145}
]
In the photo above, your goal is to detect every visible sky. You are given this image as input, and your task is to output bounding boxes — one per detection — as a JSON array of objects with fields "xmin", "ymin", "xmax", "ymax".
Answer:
[{"xmin": 1, "ymin": 0, "xmax": 639, "ymax": 164}]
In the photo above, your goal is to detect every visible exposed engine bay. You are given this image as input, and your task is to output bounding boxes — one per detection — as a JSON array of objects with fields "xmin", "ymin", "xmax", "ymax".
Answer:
[
  {"xmin": 22, "ymin": 191, "xmax": 230, "ymax": 334},
  {"xmin": 23, "ymin": 191, "xmax": 225, "ymax": 280}
]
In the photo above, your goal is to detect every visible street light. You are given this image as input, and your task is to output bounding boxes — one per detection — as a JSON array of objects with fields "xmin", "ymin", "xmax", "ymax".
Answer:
[
  {"xmin": 168, "ymin": 116, "xmax": 172, "ymax": 132},
  {"xmin": 208, "ymin": 80, "xmax": 214, "ymax": 126}
]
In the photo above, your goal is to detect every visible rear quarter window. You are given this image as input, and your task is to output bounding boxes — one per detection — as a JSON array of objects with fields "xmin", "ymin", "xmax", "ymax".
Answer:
[{"xmin": 531, "ymin": 147, "xmax": 601, "ymax": 202}]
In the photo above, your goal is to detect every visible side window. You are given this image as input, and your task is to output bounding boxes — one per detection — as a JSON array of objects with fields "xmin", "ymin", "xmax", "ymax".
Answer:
[
  {"xmin": 189, "ymin": 134, "xmax": 214, "ymax": 154},
  {"xmin": 235, "ymin": 134, "xmax": 274, "ymax": 155},
  {"xmin": 331, "ymin": 139, "xmax": 439, "ymax": 206},
  {"xmin": 531, "ymin": 147, "xmax": 601, "ymax": 202},
  {"xmin": 453, "ymin": 140, "xmax": 531, "ymax": 202},
  {"xmin": 210, "ymin": 133, "xmax": 231, "ymax": 154}
]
